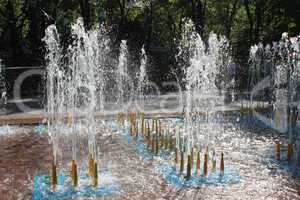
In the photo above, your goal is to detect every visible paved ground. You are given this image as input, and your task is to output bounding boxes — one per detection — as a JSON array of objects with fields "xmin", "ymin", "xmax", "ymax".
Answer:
[
  {"xmin": 0, "ymin": 117, "xmax": 299, "ymax": 200},
  {"xmin": 0, "ymin": 128, "xmax": 51, "ymax": 200}
]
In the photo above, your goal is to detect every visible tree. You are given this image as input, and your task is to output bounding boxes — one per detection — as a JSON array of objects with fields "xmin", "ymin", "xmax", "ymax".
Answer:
[
  {"xmin": 243, "ymin": 0, "xmax": 254, "ymax": 43},
  {"xmin": 0, "ymin": 0, "xmax": 28, "ymax": 64},
  {"xmin": 190, "ymin": 0, "xmax": 206, "ymax": 36},
  {"xmin": 225, "ymin": 0, "xmax": 239, "ymax": 39},
  {"xmin": 79, "ymin": 0, "xmax": 92, "ymax": 30}
]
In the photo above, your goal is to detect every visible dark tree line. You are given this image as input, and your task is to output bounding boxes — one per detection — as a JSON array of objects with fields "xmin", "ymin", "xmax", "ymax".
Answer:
[{"xmin": 0, "ymin": 0, "xmax": 299, "ymax": 91}]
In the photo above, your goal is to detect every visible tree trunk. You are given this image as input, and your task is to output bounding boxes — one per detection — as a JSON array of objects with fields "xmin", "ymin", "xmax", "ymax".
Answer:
[
  {"xmin": 80, "ymin": 0, "xmax": 92, "ymax": 30},
  {"xmin": 28, "ymin": 0, "xmax": 41, "ymax": 55},
  {"xmin": 244, "ymin": 0, "xmax": 254, "ymax": 43},
  {"xmin": 117, "ymin": 0, "xmax": 126, "ymax": 39},
  {"xmin": 145, "ymin": 2, "xmax": 153, "ymax": 48},
  {"xmin": 190, "ymin": 0, "xmax": 206, "ymax": 36},
  {"xmin": 226, "ymin": 0, "xmax": 239, "ymax": 40},
  {"xmin": 254, "ymin": 0, "xmax": 263, "ymax": 42},
  {"xmin": 7, "ymin": 1, "xmax": 23, "ymax": 64}
]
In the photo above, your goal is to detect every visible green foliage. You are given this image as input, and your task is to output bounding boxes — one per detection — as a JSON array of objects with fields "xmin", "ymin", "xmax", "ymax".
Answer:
[{"xmin": 0, "ymin": 0, "xmax": 299, "ymax": 88}]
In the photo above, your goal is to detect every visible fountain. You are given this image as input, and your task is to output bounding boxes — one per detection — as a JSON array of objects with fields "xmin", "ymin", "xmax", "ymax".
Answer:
[
  {"xmin": 116, "ymin": 40, "xmax": 129, "ymax": 111},
  {"xmin": 176, "ymin": 19, "xmax": 233, "ymax": 178},
  {"xmin": 248, "ymin": 33, "xmax": 300, "ymax": 167},
  {"xmin": 113, "ymin": 19, "xmax": 241, "ymax": 188},
  {"xmin": 0, "ymin": 16, "xmax": 297, "ymax": 200},
  {"xmin": 137, "ymin": 45, "xmax": 149, "ymax": 110},
  {"xmin": 34, "ymin": 18, "xmax": 119, "ymax": 199}
]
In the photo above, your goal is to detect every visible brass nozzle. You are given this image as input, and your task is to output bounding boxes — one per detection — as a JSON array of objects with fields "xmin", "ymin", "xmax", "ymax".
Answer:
[
  {"xmin": 175, "ymin": 148, "xmax": 178, "ymax": 164},
  {"xmin": 155, "ymin": 119, "xmax": 158, "ymax": 135},
  {"xmin": 141, "ymin": 114, "xmax": 145, "ymax": 135},
  {"xmin": 169, "ymin": 131, "xmax": 175, "ymax": 150},
  {"xmin": 212, "ymin": 159, "xmax": 216, "ymax": 173},
  {"xmin": 276, "ymin": 142, "xmax": 281, "ymax": 161},
  {"xmin": 159, "ymin": 121, "xmax": 162, "ymax": 136},
  {"xmin": 165, "ymin": 132, "xmax": 168, "ymax": 149},
  {"xmin": 88, "ymin": 154, "xmax": 94, "ymax": 177},
  {"xmin": 171, "ymin": 129, "xmax": 175, "ymax": 149},
  {"xmin": 135, "ymin": 122, "xmax": 139, "ymax": 139},
  {"xmin": 67, "ymin": 113, "xmax": 73, "ymax": 127},
  {"xmin": 287, "ymin": 143, "xmax": 293, "ymax": 161},
  {"xmin": 121, "ymin": 113, "xmax": 125, "ymax": 125},
  {"xmin": 196, "ymin": 150, "xmax": 200, "ymax": 175},
  {"xmin": 71, "ymin": 160, "xmax": 78, "ymax": 187},
  {"xmin": 130, "ymin": 123, "xmax": 133, "ymax": 135},
  {"xmin": 93, "ymin": 162, "xmax": 98, "ymax": 187},
  {"xmin": 190, "ymin": 148, "xmax": 194, "ymax": 169},
  {"xmin": 180, "ymin": 151, "xmax": 184, "ymax": 174},
  {"xmin": 51, "ymin": 159, "xmax": 57, "ymax": 185},
  {"xmin": 186, "ymin": 155, "xmax": 191, "ymax": 179},
  {"xmin": 161, "ymin": 129, "xmax": 164, "ymax": 148},
  {"xmin": 212, "ymin": 150, "xmax": 216, "ymax": 173},
  {"xmin": 152, "ymin": 118, "xmax": 155, "ymax": 132},
  {"xmin": 156, "ymin": 132, "xmax": 159, "ymax": 155},
  {"xmin": 151, "ymin": 134, "xmax": 155, "ymax": 153},
  {"xmin": 147, "ymin": 122, "xmax": 151, "ymax": 147},
  {"xmin": 203, "ymin": 152, "xmax": 208, "ymax": 176},
  {"xmin": 220, "ymin": 153, "xmax": 224, "ymax": 175}
]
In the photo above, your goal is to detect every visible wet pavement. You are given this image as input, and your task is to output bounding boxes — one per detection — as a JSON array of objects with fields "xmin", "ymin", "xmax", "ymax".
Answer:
[
  {"xmin": 0, "ymin": 127, "xmax": 51, "ymax": 200},
  {"xmin": 0, "ymin": 115, "xmax": 299, "ymax": 200}
]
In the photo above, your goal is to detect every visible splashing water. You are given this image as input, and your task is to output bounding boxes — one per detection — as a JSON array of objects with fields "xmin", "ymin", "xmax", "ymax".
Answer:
[
  {"xmin": 177, "ymin": 19, "xmax": 232, "ymax": 155},
  {"xmin": 43, "ymin": 24, "xmax": 62, "ymax": 164},
  {"xmin": 137, "ymin": 45, "xmax": 149, "ymax": 109},
  {"xmin": 248, "ymin": 33, "xmax": 300, "ymax": 137},
  {"xmin": 43, "ymin": 18, "xmax": 110, "ymax": 164},
  {"xmin": 116, "ymin": 40, "xmax": 132, "ymax": 111}
]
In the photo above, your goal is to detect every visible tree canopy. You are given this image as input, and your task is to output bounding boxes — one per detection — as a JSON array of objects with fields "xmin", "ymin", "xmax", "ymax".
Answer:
[{"xmin": 0, "ymin": 0, "xmax": 299, "ymax": 90}]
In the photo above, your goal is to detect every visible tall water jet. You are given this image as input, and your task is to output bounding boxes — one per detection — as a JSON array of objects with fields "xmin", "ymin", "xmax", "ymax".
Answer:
[
  {"xmin": 137, "ymin": 45, "xmax": 149, "ymax": 110},
  {"xmin": 68, "ymin": 18, "xmax": 105, "ymax": 165},
  {"xmin": 44, "ymin": 18, "xmax": 110, "ymax": 186},
  {"xmin": 43, "ymin": 24, "xmax": 63, "ymax": 171},
  {"xmin": 248, "ymin": 33, "xmax": 300, "ymax": 137},
  {"xmin": 248, "ymin": 43, "xmax": 263, "ymax": 91},
  {"xmin": 117, "ymin": 40, "xmax": 129, "ymax": 111},
  {"xmin": 248, "ymin": 34, "xmax": 299, "ymax": 166},
  {"xmin": 177, "ymin": 19, "xmax": 230, "ymax": 158}
]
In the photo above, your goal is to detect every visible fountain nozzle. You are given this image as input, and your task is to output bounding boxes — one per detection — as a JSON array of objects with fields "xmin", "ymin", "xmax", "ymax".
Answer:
[
  {"xmin": 196, "ymin": 150, "xmax": 200, "ymax": 175},
  {"xmin": 220, "ymin": 153, "xmax": 224, "ymax": 175},
  {"xmin": 287, "ymin": 143, "xmax": 293, "ymax": 161},
  {"xmin": 186, "ymin": 155, "xmax": 191, "ymax": 179},
  {"xmin": 203, "ymin": 151, "xmax": 208, "ymax": 176},
  {"xmin": 71, "ymin": 160, "xmax": 78, "ymax": 187},
  {"xmin": 180, "ymin": 151, "xmax": 184, "ymax": 174},
  {"xmin": 276, "ymin": 142, "xmax": 281, "ymax": 160},
  {"xmin": 93, "ymin": 162, "xmax": 98, "ymax": 186},
  {"xmin": 88, "ymin": 154, "xmax": 94, "ymax": 177},
  {"xmin": 51, "ymin": 159, "xmax": 57, "ymax": 185}
]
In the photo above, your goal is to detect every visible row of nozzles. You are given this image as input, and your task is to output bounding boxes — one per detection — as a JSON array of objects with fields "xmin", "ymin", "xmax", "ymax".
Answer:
[
  {"xmin": 276, "ymin": 142, "xmax": 300, "ymax": 164},
  {"xmin": 51, "ymin": 114, "xmax": 99, "ymax": 187},
  {"xmin": 51, "ymin": 155, "xmax": 99, "ymax": 187},
  {"xmin": 118, "ymin": 112, "xmax": 225, "ymax": 179},
  {"xmin": 173, "ymin": 146, "xmax": 224, "ymax": 179}
]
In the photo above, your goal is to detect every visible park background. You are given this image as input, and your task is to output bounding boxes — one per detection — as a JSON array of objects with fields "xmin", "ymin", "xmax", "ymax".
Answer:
[{"xmin": 0, "ymin": 0, "xmax": 299, "ymax": 98}]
